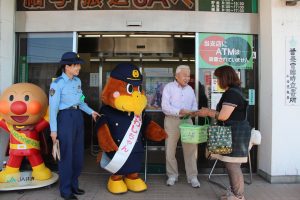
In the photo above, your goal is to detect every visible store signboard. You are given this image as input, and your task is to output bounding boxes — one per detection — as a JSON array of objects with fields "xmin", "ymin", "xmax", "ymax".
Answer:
[
  {"xmin": 285, "ymin": 36, "xmax": 300, "ymax": 106},
  {"xmin": 78, "ymin": 0, "xmax": 195, "ymax": 11},
  {"xmin": 198, "ymin": 33, "xmax": 253, "ymax": 70},
  {"xmin": 17, "ymin": 0, "xmax": 75, "ymax": 11},
  {"xmin": 199, "ymin": 0, "xmax": 258, "ymax": 13},
  {"xmin": 78, "ymin": 0, "xmax": 195, "ymax": 10},
  {"xmin": 17, "ymin": 0, "xmax": 195, "ymax": 11}
]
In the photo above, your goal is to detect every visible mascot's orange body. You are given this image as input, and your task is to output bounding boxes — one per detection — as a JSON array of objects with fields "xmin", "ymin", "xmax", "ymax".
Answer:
[
  {"xmin": 0, "ymin": 83, "xmax": 52, "ymax": 182},
  {"xmin": 95, "ymin": 63, "xmax": 167, "ymax": 194}
]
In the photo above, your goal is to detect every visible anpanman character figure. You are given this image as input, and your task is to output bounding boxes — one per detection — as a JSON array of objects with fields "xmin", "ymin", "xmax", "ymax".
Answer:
[{"xmin": 0, "ymin": 83, "xmax": 52, "ymax": 182}]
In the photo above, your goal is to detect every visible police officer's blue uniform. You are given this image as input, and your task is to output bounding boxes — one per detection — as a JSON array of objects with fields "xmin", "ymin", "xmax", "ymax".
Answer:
[{"xmin": 49, "ymin": 52, "xmax": 94, "ymax": 199}]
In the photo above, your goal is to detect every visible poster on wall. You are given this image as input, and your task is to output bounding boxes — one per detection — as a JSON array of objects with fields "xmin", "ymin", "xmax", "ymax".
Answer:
[
  {"xmin": 144, "ymin": 68, "xmax": 173, "ymax": 111},
  {"xmin": 199, "ymin": 0, "xmax": 258, "ymax": 13},
  {"xmin": 89, "ymin": 73, "xmax": 99, "ymax": 87},
  {"xmin": 285, "ymin": 36, "xmax": 300, "ymax": 106},
  {"xmin": 198, "ymin": 33, "xmax": 253, "ymax": 70}
]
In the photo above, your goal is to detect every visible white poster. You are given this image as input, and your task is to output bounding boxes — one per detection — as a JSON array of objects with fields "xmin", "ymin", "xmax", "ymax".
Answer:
[
  {"xmin": 89, "ymin": 73, "xmax": 99, "ymax": 87},
  {"xmin": 285, "ymin": 36, "xmax": 300, "ymax": 106},
  {"xmin": 211, "ymin": 93, "xmax": 222, "ymax": 110}
]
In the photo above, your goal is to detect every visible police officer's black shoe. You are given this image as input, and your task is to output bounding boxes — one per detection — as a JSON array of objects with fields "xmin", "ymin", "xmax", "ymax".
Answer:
[
  {"xmin": 72, "ymin": 188, "xmax": 85, "ymax": 195},
  {"xmin": 61, "ymin": 194, "xmax": 78, "ymax": 200}
]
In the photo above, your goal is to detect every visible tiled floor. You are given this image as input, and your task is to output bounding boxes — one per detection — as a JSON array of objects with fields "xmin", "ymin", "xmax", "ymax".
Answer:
[
  {"xmin": 1, "ymin": 152, "xmax": 300, "ymax": 200},
  {"xmin": 1, "ymin": 174, "xmax": 300, "ymax": 200}
]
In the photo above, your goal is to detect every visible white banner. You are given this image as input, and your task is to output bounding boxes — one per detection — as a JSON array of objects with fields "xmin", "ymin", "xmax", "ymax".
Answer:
[{"xmin": 100, "ymin": 115, "xmax": 142, "ymax": 174}]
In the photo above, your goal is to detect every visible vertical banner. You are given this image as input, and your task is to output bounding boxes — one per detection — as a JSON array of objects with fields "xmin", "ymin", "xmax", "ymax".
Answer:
[
  {"xmin": 198, "ymin": 33, "xmax": 253, "ymax": 70},
  {"xmin": 18, "ymin": 56, "xmax": 28, "ymax": 83},
  {"xmin": 285, "ymin": 36, "xmax": 300, "ymax": 106}
]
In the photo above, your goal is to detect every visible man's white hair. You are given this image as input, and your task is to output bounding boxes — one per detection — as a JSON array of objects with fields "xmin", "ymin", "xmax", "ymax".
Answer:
[{"xmin": 176, "ymin": 65, "xmax": 190, "ymax": 74}]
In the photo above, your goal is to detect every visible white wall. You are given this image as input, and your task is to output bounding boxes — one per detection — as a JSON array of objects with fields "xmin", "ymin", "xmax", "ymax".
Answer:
[
  {"xmin": 0, "ymin": 0, "xmax": 15, "ymax": 169},
  {"xmin": 0, "ymin": 0, "xmax": 15, "ymax": 93},
  {"xmin": 15, "ymin": 10, "xmax": 258, "ymax": 34},
  {"xmin": 259, "ymin": 0, "xmax": 300, "ymax": 182}
]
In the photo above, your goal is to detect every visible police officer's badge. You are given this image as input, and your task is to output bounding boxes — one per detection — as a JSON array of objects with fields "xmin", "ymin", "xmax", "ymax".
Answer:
[{"xmin": 49, "ymin": 88, "xmax": 55, "ymax": 96}]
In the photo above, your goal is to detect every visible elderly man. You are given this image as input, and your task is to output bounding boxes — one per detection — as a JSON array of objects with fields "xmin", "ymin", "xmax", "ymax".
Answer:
[{"xmin": 161, "ymin": 65, "xmax": 200, "ymax": 188}]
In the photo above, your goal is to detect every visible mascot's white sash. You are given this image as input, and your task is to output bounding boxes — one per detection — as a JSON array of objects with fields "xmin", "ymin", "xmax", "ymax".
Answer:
[{"xmin": 100, "ymin": 115, "xmax": 142, "ymax": 173}]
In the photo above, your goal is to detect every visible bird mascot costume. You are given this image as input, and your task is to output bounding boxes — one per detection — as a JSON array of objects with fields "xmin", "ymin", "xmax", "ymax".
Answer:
[
  {"xmin": 0, "ymin": 83, "xmax": 52, "ymax": 182},
  {"xmin": 95, "ymin": 63, "xmax": 167, "ymax": 194}
]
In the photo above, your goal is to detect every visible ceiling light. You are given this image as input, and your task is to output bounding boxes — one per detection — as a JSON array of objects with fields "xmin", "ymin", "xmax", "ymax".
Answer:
[
  {"xmin": 84, "ymin": 35, "xmax": 100, "ymax": 38},
  {"xmin": 142, "ymin": 58, "xmax": 160, "ymax": 61},
  {"xmin": 182, "ymin": 35, "xmax": 195, "ymax": 38},
  {"xmin": 129, "ymin": 34, "xmax": 172, "ymax": 38},
  {"xmin": 162, "ymin": 59, "xmax": 180, "ymax": 62},
  {"xmin": 90, "ymin": 58, "xmax": 100, "ymax": 62},
  {"xmin": 102, "ymin": 34, "xmax": 126, "ymax": 37},
  {"xmin": 105, "ymin": 58, "xmax": 132, "ymax": 62}
]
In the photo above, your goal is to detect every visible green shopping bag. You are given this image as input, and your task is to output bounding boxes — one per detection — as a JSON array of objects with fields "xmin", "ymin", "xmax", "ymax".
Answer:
[{"xmin": 179, "ymin": 117, "xmax": 209, "ymax": 144}]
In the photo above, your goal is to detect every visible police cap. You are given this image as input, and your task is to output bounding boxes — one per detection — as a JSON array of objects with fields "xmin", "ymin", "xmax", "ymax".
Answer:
[
  {"xmin": 60, "ymin": 52, "xmax": 85, "ymax": 65},
  {"xmin": 110, "ymin": 63, "xmax": 143, "ymax": 86}
]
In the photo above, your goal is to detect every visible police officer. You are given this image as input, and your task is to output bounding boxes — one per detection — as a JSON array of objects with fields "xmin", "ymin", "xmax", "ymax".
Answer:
[{"xmin": 49, "ymin": 52, "xmax": 100, "ymax": 200}]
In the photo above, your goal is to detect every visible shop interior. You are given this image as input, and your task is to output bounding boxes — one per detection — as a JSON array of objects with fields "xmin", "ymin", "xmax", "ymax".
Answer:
[{"xmin": 16, "ymin": 32, "xmax": 258, "ymax": 175}]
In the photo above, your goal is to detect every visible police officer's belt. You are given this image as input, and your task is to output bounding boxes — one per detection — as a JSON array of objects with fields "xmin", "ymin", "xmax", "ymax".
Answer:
[{"xmin": 66, "ymin": 105, "xmax": 79, "ymax": 110}]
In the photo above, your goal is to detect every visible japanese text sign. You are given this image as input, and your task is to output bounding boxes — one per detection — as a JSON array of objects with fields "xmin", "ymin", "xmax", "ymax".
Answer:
[{"xmin": 198, "ymin": 33, "xmax": 253, "ymax": 70}]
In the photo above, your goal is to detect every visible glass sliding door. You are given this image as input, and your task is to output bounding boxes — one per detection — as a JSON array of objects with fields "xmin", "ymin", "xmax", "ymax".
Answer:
[
  {"xmin": 16, "ymin": 32, "xmax": 74, "ymax": 170},
  {"xmin": 16, "ymin": 32, "xmax": 74, "ymax": 91}
]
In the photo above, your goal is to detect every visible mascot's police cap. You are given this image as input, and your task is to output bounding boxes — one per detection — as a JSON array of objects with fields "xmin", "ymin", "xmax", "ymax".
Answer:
[{"xmin": 110, "ymin": 63, "xmax": 143, "ymax": 86}]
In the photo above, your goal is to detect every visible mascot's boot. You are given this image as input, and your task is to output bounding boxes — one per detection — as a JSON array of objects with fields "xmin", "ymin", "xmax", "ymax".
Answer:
[
  {"xmin": 32, "ymin": 163, "xmax": 52, "ymax": 180},
  {"xmin": 0, "ymin": 166, "xmax": 20, "ymax": 183},
  {"xmin": 107, "ymin": 175, "xmax": 128, "ymax": 194},
  {"xmin": 124, "ymin": 173, "xmax": 147, "ymax": 192}
]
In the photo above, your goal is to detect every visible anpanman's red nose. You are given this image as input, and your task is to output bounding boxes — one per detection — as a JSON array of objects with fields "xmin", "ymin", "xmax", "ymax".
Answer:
[{"xmin": 11, "ymin": 101, "xmax": 27, "ymax": 115}]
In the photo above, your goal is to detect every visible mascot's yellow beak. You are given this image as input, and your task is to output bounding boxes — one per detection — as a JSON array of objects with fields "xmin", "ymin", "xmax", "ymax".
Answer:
[{"xmin": 114, "ymin": 91, "xmax": 147, "ymax": 116}]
